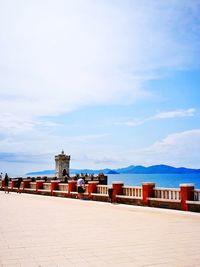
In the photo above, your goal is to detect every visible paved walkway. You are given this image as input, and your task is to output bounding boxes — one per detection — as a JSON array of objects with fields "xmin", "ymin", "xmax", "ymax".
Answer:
[{"xmin": 0, "ymin": 191, "xmax": 200, "ymax": 267}]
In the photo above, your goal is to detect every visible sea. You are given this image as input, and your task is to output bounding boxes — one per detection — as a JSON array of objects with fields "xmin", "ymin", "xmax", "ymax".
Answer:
[
  {"xmin": 107, "ymin": 173, "xmax": 200, "ymax": 189},
  {"xmin": 13, "ymin": 173, "xmax": 200, "ymax": 189}
]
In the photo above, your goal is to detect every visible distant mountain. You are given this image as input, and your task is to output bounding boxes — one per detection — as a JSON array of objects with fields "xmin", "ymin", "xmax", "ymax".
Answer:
[
  {"xmin": 26, "ymin": 164, "xmax": 200, "ymax": 176},
  {"xmin": 26, "ymin": 170, "xmax": 55, "ymax": 176},
  {"xmin": 115, "ymin": 165, "xmax": 135, "ymax": 173},
  {"xmin": 120, "ymin": 164, "xmax": 200, "ymax": 174},
  {"xmin": 106, "ymin": 170, "xmax": 119, "ymax": 174}
]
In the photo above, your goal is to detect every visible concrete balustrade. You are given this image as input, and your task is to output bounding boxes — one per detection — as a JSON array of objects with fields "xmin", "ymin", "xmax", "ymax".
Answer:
[
  {"xmin": 123, "ymin": 186, "xmax": 142, "ymax": 198},
  {"xmin": 0, "ymin": 178, "xmax": 200, "ymax": 212},
  {"xmin": 96, "ymin": 185, "xmax": 108, "ymax": 195},
  {"xmin": 37, "ymin": 183, "xmax": 51, "ymax": 195},
  {"xmin": 194, "ymin": 189, "xmax": 200, "ymax": 201},
  {"xmin": 29, "ymin": 182, "xmax": 36, "ymax": 191},
  {"xmin": 154, "ymin": 188, "xmax": 180, "ymax": 201}
]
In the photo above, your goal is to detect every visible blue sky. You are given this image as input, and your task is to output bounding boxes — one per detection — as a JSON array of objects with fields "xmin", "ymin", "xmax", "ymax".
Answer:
[{"xmin": 0, "ymin": 0, "xmax": 200, "ymax": 175}]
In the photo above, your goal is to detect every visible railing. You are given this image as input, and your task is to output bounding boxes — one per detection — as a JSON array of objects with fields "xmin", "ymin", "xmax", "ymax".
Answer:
[
  {"xmin": 123, "ymin": 186, "xmax": 142, "ymax": 198},
  {"xmin": 43, "ymin": 183, "xmax": 51, "ymax": 190},
  {"xmin": 58, "ymin": 184, "xmax": 68, "ymax": 192},
  {"xmin": 30, "ymin": 182, "xmax": 36, "ymax": 190},
  {"xmin": 97, "ymin": 185, "xmax": 108, "ymax": 195},
  {"xmin": 154, "ymin": 188, "xmax": 180, "ymax": 201},
  {"xmin": 194, "ymin": 190, "xmax": 200, "ymax": 201},
  {"xmin": 0, "ymin": 180, "xmax": 200, "ymax": 213}
]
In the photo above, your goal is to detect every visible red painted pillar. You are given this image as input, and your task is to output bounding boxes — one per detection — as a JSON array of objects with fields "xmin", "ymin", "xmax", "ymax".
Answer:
[
  {"xmin": 142, "ymin": 182, "xmax": 155, "ymax": 205},
  {"xmin": 112, "ymin": 182, "xmax": 124, "ymax": 203},
  {"xmin": 22, "ymin": 180, "xmax": 30, "ymax": 190},
  {"xmin": 88, "ymin": 181, "xmax": 98, "ymax": 200},
  {"xmin": 51, "ymin": 181, "xmax": 59, "ymax": 196},
  {"xmin": 180, "ymin": 184, "xmax": 194, "ymax": 211},
  {"xmin": 11, "ymin": 180, "xmax": 17, "ymax": 189},
  {"xmin": 68, "ymin": 180, "xmax": 77, "ymax": 197},
  {"xmin": 36, "ymin": 181, "xmax": 44, "ymax": 192}
]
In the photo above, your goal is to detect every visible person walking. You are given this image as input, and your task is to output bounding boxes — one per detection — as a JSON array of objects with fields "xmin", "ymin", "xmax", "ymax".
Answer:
[
  {"xmin": 4, "ymin": 173, "xmax": 9, "ymax": 193},
  {"xmin": 77, "ymin": 176, "xmax": 85, "ymax": 199},
  {"xmin": 17, "ymin": 177, "xmax": 23, "ymax": 193}
]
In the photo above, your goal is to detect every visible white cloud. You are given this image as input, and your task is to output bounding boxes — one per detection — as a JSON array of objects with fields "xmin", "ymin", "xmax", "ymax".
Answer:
[
  {"xmin": 124, "ymin": 108, "xmax": 196, "ymax": 127},
  {"xmin": 72, "ymin": 129, "xmax": 200, "ymax": 169},
  {"xmin": 124, "ymin": 120, "xmax": 145, "ymax": 127},
  {"xmin": 126, "ymin": 129, "xmax": 200, "ymax": 168},
  {"xmin": 0, "ymin": 0, "xmax": 199, "ymax": 121},
  {"xmin": 0, "ymin": 113, "xmax": 60, "ymax": 135},
  {"xmin": 153, "ymin": 108, "xmax": 196, "ymax": 119}
]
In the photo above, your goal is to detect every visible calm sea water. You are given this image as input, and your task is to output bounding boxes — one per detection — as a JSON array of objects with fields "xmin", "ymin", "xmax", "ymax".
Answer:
[
  {"xmin": 15, "ymin": 172, "xmax": 200, "ymax": 189},
  {"xmin": 107, "ymin": 173, "xmax": 200, "ymax": 189}
]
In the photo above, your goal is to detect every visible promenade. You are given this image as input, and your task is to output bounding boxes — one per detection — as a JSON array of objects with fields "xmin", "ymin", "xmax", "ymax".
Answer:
[{"xmin": 0, "ymin": 192, "xmax": 200, "ymax": 267}]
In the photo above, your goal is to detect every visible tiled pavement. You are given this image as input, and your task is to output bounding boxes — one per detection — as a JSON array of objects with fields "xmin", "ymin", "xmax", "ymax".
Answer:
[{"xmin": 0, "ymin": 191, "xmax": 200, "ymax": 267}]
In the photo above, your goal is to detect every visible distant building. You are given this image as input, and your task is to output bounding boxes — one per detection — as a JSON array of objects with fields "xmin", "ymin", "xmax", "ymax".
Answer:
[{"xmin": 55, "ymin": 150, "xmax": 70, "ymax": 179}]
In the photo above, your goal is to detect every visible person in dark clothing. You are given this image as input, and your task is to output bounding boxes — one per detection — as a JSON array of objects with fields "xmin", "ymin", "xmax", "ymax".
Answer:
[
  {"xmin": 62, "ymin": 169, "xmax": 67, "ymax": 176},
  {"xmin": 17, "ymin": 177, "xmax": 23, "ymax": 193},
  {"xmin": 108, "ymin": 187, "xmax": 113, "ymax": 203},
  {"xmin": 4, "ymin": 173, "xmax": 9, "ymax": 193},
  {"xmin": 64, "ymin": 173, "xmax": 69, "ymax": 183},
  {"xmin": 62, "ymin": 169, "xmax": 67, "ymax": 182}
]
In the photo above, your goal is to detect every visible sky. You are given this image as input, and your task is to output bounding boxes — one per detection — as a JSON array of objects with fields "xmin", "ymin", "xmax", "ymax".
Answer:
[{"xmin": 0, "ymin": 0, "xmax": 200, "ymax": 175}]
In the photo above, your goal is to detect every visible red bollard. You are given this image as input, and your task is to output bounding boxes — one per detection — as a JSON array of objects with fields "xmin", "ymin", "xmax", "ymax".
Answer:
[
  {"xmin": 180, "ymin": 184, "xmax": 195, "ymax": 211},
  {"xmin": 36, "ymin": 181, "xmax": 44, "ymax": 193},
  {"xmin": 88, "ymin": 181, "xmax": 98, "ymax": 200},
  {"xmin": 22, "ymin": 180, "xmax": 31, "ymax": 191},
  {"xmin": 51, "ymin": 181, "xmax": 59, "ymax": 196},
  {"xmin": 68, "ymin": 180, "xmax": 77, "ymax": 198},
  {"xmin": 112, "ymin": 182, "xmax": 124, "ymax": 203},
  {"xmin": 142, "ymin": 182, "xmax": 155, "ymax": 206}
]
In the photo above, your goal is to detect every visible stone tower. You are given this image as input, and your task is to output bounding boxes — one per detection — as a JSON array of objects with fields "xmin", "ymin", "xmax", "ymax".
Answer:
[{"xmin": 55, "ymin": 150, "xmax": 70, "ymax": 179}]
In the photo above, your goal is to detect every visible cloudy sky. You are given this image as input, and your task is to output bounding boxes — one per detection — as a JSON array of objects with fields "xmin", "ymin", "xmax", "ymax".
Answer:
[{"xmin": 0, "ymin": 0, "xmax": 200, "ymax": 175}]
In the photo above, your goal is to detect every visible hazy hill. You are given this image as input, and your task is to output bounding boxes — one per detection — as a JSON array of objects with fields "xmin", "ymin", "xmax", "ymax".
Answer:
[{"xmin": 26, "ymin": 164, "xmax": 200, "ymax": 175}]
